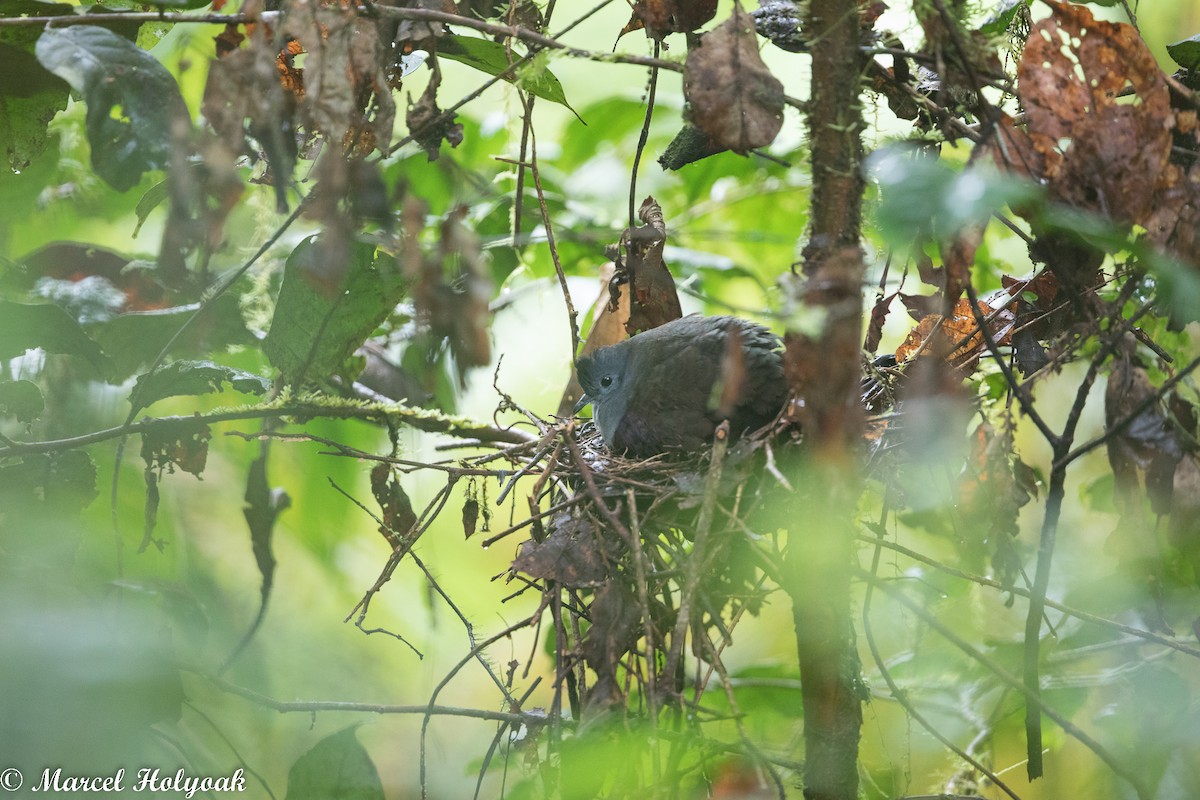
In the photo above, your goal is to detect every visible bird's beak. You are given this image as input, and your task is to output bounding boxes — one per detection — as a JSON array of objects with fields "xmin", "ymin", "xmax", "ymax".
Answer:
[{"xmin": 573, "ymin": 393, "xmax": 592, "ymax": 416}]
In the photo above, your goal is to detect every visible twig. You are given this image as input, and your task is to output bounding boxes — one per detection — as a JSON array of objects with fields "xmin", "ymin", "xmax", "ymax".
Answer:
[
  {"xmin": 525, "ymin": 128, "xmax": 581, "ymax": 357},
  {"xmin": 858, "ymin": 534, "xmax": 1200, "ymax": 659},
  {"xmin": 0, "ymin": 401, "xmax": 534, "ymax": 459},
  {"xmin": 861, "ymin": 508, "xmax": 1022, "ymax": 800},
  {"xmin": 629, "ymin": 41, "xmax": 660, "ymax": 230},
  {"xmin": 862, "ymin": 570, "xmax": 1152, "ymax": 800},
  {"xmin": 663, "ymin": 422, "xmax": 729, "ymax": 703},
  {"xmin": 200, "ymin": 670, "xmax": 532, "ymax": 724}
]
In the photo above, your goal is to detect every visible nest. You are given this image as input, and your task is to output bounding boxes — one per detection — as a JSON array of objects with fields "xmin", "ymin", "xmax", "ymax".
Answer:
[{"xmin": 459, "ymin": 415, "xmax": 801, "ymax": 723}]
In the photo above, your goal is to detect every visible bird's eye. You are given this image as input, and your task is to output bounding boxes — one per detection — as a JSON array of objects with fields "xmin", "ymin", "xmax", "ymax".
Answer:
[{"xmin": 600, "ymin": 376, "xmax": 613, "ymax": 388}]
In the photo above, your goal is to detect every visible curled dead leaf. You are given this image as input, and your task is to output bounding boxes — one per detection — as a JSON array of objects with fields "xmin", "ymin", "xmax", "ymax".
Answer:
[
  {"xmin": 620, "ymin": 0, "xmax": 717, "ymax": 42},
  {"xmin": 894, "ymin": 297, "xmax": 1013, "ymax": 370}
]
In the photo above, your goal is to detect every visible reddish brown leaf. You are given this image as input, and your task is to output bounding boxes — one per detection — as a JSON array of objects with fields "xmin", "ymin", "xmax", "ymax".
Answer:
[
  {"xmin": 865, "ymin": 291, "xmax": 897, "ymax": 353},
  {"xmin": 684, "ymin": 4, "xmax": 784, "ymax": 154},
  {"xmin": 370, "ymin": 463, "xmax": 417, "ymax": 548},
  {"xmin": 894, "ymin": 297, "xmax": 1013, "ymax": 372},
  {"xmin": 141, "ymin": 422, "xmax": 212, "ymax": 477},
  {"xmin": 614, "ymin": 196, "xmax": 683, "ymax": 336},
  {"xmin": 938, "ymin": 223, "xmax": 983, "ymax": 311},
  {"xmin": 1017, "ymin": 0, "xmax": 1171, "ymax": 224},
  {"xmin": 621, "ymin": 0, "xmax": 717, "ymax": 42}
]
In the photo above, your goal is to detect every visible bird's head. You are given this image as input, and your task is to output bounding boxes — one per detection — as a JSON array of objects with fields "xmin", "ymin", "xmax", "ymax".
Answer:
[{"xmin": 574, "ymin": 343, "xmax": 634, "ymax": 441}]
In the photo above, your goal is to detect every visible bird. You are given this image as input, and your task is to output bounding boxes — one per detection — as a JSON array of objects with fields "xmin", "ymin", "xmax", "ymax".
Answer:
[{"xmin": 574, "ymin": 315, "xmax": 787, "ymax": 457}]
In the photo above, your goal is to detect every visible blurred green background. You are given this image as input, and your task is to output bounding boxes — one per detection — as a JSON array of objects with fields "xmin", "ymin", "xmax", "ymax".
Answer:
[{"xmin": 3, "ymin": 0, "xmax": 1200, "ymax": 798}]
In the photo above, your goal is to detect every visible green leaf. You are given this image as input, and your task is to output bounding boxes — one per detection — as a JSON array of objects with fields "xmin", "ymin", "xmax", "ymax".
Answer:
[
  {"xmin": 0, "ymin": 300, "xmax": 108, "ymax": 370},
  {"xmin": 34, "ymin": 25, "xmax": 189, "ymax": 192},
  {"xmin": 868, "ymin": 148, "xmax": 1040, "ymax": 242},
  {"xmin": 0, "ymin": 0, "xmax": 74, "ymax": 172},
  {"xmin": 978, "ymin": 0, "xmax": 1029, "ymax": 35},
  {"xmin": 438, "ymin": 36, "xmax": 579, "ymax": 118},
  {"xmin": 132, "ymin": 178, "xmax": 169, "ymax": 237},
  {"xmin": 130, "ymin": 359, "xmax": 270, "ymax": 409},
  {"xmin": 264, "ymin": 236, "xmax": 408, "ymax": 385},
  {"xmin": 0, "ymin": 380, "xmax": 44, "ymax": 422},
  {"xmin": 285, "ymin": 727, "xmax": 385, "ymax": 800},
  {"xmin": 91, "ymin": 295, "xmax": 253, "ymax": 381},
  {"xmin": 1167, "ymin": 34, "xmax": 1200, "ymax": 71}
]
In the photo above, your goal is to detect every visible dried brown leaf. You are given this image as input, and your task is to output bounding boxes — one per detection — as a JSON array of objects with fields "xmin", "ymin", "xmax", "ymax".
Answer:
[
  {"xmin": 512, "ymin": 514, "xmax": 608, "ymax": 588},
  {"xmin": 370, "ymin": 463, "xmax": 417, "ymax": 548},
  {"xmin": 894, "ymin": 297, "xmax": 1012, "ymax": 371},
  {"xmin": 620, "ymin": 0, "xmax": 717, "ymax": 42},
  {"xmin": 684, "ymin": 4, "xmax": 784, "ymax": 154},
  {"xmin": 407, "ymin": 68, "xmax": 463, "ymax": 161},
  {"xmin": 616, "ymin": 196, "xmax": 683, "ymax": 336},
  {"xmin": 1018, "ymin": 0, "xmax": 1171, "ymax": 224}
]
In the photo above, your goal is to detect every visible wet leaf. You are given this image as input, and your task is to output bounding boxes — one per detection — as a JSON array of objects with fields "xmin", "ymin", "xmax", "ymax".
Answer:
[
  {"xmin": 35, "ymin": 26, "xmax": 189, "ymax": 192},
  {"xmin": 684, "ymin": 4, "xmax": 784, "ymax": 154},
  {"xmin": 129, "ymin": 359, "xmax": 270, "ymax": 410}
]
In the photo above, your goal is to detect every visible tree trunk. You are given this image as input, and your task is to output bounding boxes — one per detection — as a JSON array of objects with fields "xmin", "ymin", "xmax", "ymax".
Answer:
[{"xmin": 783, "ymin": 0, "xmax": 868, "ymax": 798}]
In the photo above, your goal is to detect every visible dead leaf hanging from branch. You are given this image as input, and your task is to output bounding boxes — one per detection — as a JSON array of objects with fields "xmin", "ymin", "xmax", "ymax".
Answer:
[{"xmin": 684, "ymin": 3, "xmax": 784, "ymax": 154}]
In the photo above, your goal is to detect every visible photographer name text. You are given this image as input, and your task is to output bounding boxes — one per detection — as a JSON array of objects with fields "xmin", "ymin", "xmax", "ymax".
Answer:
[{"xmin": 29, "ymin": 767, "xmax": 245, "ymax": 796}]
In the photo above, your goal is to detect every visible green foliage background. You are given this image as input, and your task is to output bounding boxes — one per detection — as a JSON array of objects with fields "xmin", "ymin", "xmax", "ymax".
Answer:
[{"xmin": 2, "ymin": 1, "xmax": 1200, "ymax": 798}]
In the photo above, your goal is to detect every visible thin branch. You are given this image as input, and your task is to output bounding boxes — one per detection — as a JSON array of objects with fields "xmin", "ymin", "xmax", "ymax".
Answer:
[
  {"xmin": 0, "ymin": 401, "xmax": 533, "ymax": 459},
  {"xmin": 525, "ymin": 121, "xmax": 581, "ymax": 358},
  {"xmin": 862, "ymin": 509, "xmax": 1022, "ymax": 800},
  {"xmin": 858, "ymin": 534, "xmax": 1200, "ymax": 659},
  {"xmin": 629, "ymin": 41, "xmax": 660, "ymax": 229},
  {"xmin": 200, "ymin": 671, "xmax": 533, "ymax": 724},
  {"xmin": 862, "ymin": 571, "xmax": 1152, "ymax": 800}
]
